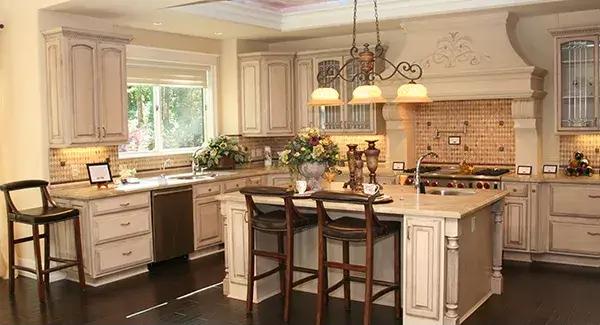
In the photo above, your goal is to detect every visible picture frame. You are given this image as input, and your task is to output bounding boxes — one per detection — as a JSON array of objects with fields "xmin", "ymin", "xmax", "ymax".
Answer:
[
  {"xmin": 516, "ymin": 165, "xmax": 533, "ymax": 176},
  {"xmin": 448, "ymin": 136, "xmax": 461, "ymax": 145},
  {"xmin": 543, "ymin": 164, "xmax": 558, "ymax": 174},
  {"xmin": 86, "ymin": 162, "xmax": 113, "ymax": 186},
  {"xmin": 392, "ymin": 161, "xmax": 405, "ymax": 171}
]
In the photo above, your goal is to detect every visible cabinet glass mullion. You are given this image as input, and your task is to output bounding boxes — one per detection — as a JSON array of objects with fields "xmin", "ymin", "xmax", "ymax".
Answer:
[
  {"xmin": 344, "ymin": 57, "xmax": 372, "ymax": 131},
  {"xmin": 558, "ymin": 36, "xmax": 597, "ymax": 130},
  {"xmin": 316, "ymin": 58, "xmax": 343, "ymax": 131}
]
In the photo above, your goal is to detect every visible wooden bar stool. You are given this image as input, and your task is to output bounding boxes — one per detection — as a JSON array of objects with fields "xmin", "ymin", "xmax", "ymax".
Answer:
[
  {"xmin": 0, "ymin": 180, "xmax": 86, "ymax": 303},
  {"xmin": 312, "ymin": 190, "xmax": 401, "ymax": 325},
  {"xmin": 239, "ymin": 186, "xmax": 319, "ymax": 322}
]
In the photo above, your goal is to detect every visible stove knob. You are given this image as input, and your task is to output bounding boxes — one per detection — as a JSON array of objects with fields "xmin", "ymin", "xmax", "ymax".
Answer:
[
  {"xmin": 424, "ymin": 180, "xmax": 430, "ymax": 186},
  {"xmin": 483, "ymin": 183, "xmax": 491, "ymax": 189},
  {"xmin": 405, "ymin": 177, "xmax": 414, "ymax": 186},
  {"xmin": 476, "ymin": 182, "xmax": 483, "ymax": 189},
  {"xmin": 457, "ymin": 183, "xmax": 465, "ymax": 188},
  {"xmin": 431, "ymin": 181, "xmax": 439, "ymax": 187},
  {"xmin": 447, "ymin": 183, "xmax": 455, "ymax": 188}
]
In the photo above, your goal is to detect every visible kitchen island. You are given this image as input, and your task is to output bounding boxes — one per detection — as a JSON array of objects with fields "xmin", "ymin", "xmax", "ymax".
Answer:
[{"xmin": 218, "ymin": 183, "xmax": 508, "ymax": 325}]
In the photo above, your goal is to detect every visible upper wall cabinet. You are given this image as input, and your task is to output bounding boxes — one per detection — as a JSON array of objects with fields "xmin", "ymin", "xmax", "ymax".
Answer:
[
  {"xmin": 295, "ymin": 49, "xmax": 384, "ymax": 135},
  {"xmin": 551, "ymin": 26, "xmax": 600, "ymax": 133},
  {"xmin": 43, "ymin": 27, "xmax": 131, "ymax": 147},
  {"xmin": 239, "ymin": 52, "xmax": 295, "ymax": 137}
]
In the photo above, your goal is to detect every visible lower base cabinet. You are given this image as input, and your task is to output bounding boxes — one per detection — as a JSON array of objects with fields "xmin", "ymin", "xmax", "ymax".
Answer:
[{"xmin": 194, "ymin": 197, "xmax": 223, "ymax": 250}]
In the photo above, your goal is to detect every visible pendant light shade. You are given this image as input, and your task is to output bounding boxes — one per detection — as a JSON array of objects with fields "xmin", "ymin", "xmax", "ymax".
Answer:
[
  {"xmin": 307, "ymin": 87, "xmax": 344, "ymax": 106},
  {"xmin": 348, "ymin": 85, "xmax": 387, "ymax": 104},
  {"xmin": 394, "ymin": 82, "xmax": 432, "ymax": 103}
]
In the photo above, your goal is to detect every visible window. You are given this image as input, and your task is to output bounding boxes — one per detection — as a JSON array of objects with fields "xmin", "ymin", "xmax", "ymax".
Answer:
[
  {"xmin": 119, "ymin": 46, "xmax": 218, "ymax": 158},
  {"xmin": 121, "ymin": 84, "xmax": 208, "ymax": 155}
]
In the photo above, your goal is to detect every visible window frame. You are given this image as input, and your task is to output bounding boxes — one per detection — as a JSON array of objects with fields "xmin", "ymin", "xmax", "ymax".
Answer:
[{"xmin": 119, "ymin": 45, "xmax": 219, "ymax": 159}]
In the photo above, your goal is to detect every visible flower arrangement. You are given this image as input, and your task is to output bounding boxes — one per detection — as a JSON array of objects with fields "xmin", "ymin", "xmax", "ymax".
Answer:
[
  {"xmin": 193, "ymin": 136, "xmax": 248, "ymax": 169},
  {"xmin": 279, "ymin": 128, "xmax": 340, "ymax": 174}
]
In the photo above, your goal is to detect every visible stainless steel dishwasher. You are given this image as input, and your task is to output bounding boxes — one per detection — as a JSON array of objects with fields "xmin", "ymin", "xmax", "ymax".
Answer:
[{"xmin": 151, "ymin": 186, "xmax": 194, "ymax": 262}]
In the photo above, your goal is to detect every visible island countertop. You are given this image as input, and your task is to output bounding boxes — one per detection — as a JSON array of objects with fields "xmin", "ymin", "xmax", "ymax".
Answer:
[{"xmin": 218, "ymin": 182, "xmax": 508, "ymax": 219}]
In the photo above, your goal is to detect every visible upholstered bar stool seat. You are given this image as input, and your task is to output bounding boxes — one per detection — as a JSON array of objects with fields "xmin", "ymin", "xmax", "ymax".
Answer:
[
  {"xmin": 0, "ymin": 180, "xmax": 86, "ymax": 304},
  {"xmin": 239, "ymin": 186, "xmax": 319, "ymax": 322},
  {"xmin": 323, "ymin": 217, "xmax": 400, "ymax": 242}
]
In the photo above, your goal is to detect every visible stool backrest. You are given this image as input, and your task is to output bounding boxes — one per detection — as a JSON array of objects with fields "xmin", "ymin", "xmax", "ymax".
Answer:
[
  {"xmin": 311, "ymin": 190, "xmax": 382, "ymax": 233},
  {"xmin": 239, "ymin": 186, "xmax": 299, "ymax": 229},
  {"xmin": 0, "ymin": 180, "xmax": 56, "ymax": 214}
]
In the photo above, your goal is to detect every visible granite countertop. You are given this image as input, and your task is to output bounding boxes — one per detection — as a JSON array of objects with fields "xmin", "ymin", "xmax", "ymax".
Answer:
[
  {"xmin": 501, "ymin": 173, "xmax": 600, "ymax": 184},
  {"xmin": 218, "ymin": 182, "xmax": 508, "ymax": 219},
  {"xmin": 50, "ymin": 166, "xmax": 289, "ymax": 201}
]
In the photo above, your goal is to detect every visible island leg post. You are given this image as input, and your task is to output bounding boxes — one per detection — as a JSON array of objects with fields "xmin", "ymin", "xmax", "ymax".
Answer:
[
  {"xmin": 491, "ymin": 201, "xmax": 504, "ymax": 295},
  {"xmin": 444, "ymin": 218, "xmax": 460, "ymax": 325}
]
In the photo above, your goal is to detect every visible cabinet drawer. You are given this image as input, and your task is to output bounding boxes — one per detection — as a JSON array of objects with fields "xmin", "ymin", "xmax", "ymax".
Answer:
[
  {"xmin": 94, "ymin": 234, "xmax": 153, "ymax": 275},
  {"xmin": 551, "ymin": 184, "xmax": 600, "ymax": 217},
  {"xmin": 223, "ymin": 179, "xmax": 247, "ymax": 193},
  {"xmin": 503, "ymin": 183, "xmax": 528, "ymax": 197},
  {"xmin": 270, "ymin": 175, "xmax": 292, "ymax": 187},
  {"xmin": 549, "ymin": 221, "xmax": 600, "ymax": 255},
  {"xmin": 246, "ymin": 176, "xmax": 264, "ymax": 186},
  {"xmin": 92, "ymin": 193, "xmax": 150, "ymax": 215},
  {"xmin": 92, "ymin": 208, "xmax": 151, "ymax": 244},
  {"xmin": 193, "ymin": 183, "xmax": 221, "ymax": 198}
]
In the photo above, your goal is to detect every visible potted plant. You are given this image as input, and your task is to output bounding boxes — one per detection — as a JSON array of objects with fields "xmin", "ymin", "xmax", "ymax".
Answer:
[
  {"xmin": 279, "ymin": 128, "xmax": 340, "ymax": 191},
  {"xmin": 193, "ymin": 136, "xmax": 248, "ymax": 170}
]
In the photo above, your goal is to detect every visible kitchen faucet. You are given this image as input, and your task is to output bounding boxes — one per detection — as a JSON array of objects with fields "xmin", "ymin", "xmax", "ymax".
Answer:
[
  {"xmin": 191, "ymin": 147, "xmax": 203, "ymax": 175},
  {"xmin": 415, "ymin": 152, "xmax": 439, "ymax": 194}
]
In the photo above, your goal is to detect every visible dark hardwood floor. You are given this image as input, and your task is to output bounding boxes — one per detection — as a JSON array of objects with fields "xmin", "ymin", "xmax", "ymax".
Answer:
[{"xmin": 1, "ymin": 254, "xmax": 600, "ymax": 325}]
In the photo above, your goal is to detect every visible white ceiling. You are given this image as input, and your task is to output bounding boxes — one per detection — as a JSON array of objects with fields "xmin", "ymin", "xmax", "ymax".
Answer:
[{"xmin": 44, "ymin": 0, "xmax": 600, "ymax": 41}]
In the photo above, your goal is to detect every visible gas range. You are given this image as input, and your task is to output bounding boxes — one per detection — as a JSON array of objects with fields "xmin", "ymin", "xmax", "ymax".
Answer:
[{"xmin": 403, "ymin": 167, "xmax": 511, "ymax": 190}]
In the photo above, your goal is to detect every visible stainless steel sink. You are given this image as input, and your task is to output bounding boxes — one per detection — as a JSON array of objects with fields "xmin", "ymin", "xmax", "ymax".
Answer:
[
  {"xmin": 426, "ymin": 189, "xmax": 475, "ymax": 196},
  {"xmin": 170, "ymin": 174, "xmax": 214, "ymax": 181}
]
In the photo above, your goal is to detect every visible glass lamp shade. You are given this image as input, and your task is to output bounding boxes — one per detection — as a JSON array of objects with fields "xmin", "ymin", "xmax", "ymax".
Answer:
[
  {"xmin": 348, "ymin": 85, "xmax": 387, "ymax": 104},
  {"xmin": 394, "ymin": 82, "xmax": 432, "ymax": 103},
  {"xmin": 307, "ymin": 87, "xmax": 344, "ymax": 106}
]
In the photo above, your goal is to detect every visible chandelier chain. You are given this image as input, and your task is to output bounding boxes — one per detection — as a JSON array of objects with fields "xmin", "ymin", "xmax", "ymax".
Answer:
[
  {"xmin": 373, "ymin": 0, "xmax": 381, "ymax": 46},
  {"xmin": 352, "ymin": 0, "xmax": 358, "ymax": 48}
]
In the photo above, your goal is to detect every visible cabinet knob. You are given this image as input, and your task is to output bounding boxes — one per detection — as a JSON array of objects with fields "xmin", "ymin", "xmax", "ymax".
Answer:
[
  {"xmin": 512, "ymin": 189, "xmax": 517, "ymax": 192},
  {"xmin": 531, "ymin": 189, "xmax": 536, "ymax": 193},
  {"xmin": 120, "ymin": 222, "xmax": 131, "ymax": 226},
  {"xmin": 120, "ymin": 202, "xmax": 130, "ymax": 207},
  {"xmin": 122, "ymin": 251, "xmax": 132, "ymax": 256}
]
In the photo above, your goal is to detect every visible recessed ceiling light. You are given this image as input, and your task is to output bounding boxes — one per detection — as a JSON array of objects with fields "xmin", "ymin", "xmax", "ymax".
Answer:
[
  {"xmin": 153, "ymin": 21, "xmax": 163, "ymax": 26},
  {"xmin": 214, "ymin": 32, "xmax": 223, "ymax": 36}
]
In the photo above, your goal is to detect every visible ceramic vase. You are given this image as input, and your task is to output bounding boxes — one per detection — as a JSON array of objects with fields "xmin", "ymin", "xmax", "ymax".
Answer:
[{"xmin": 299, "ymin": 162, "xmax": 327, "ymax": 191}]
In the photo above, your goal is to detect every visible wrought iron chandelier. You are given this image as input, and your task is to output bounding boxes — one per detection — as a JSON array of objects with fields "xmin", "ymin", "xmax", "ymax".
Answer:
[{"xmin": 308, "ymin": 0, "xmax": 431, "ymax": 106}]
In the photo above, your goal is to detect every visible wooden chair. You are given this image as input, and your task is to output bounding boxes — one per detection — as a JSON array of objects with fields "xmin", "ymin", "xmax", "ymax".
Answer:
[
  {"xmin": 312, "ymin": 190, "xmax": 401, "ymax": 325},
  {"xmin": 0, "ymin": 180, "xmax": 86, "ymax": 303},
  {"xmin": 239, "ymin": 186, "xmax": 318, "ymax": 322}
]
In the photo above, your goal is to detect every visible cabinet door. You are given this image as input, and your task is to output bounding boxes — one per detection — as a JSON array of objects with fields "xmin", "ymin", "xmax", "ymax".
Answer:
[
  {"xmin": 97, "ymin": 43, "xmax": 128, "ymax": 143},
  {"xmin": 240, "ymin": 60, "xmax": 262, "ymax": 135},
  {"xmin": 194, "ymin": 197, "xmax": 223, "ymax": 249},
  {"xmin": 404, "ymin": 217, "xmax": 442, "ymax": 320},
  {"xmin": 68, "ymin": 38, "xmax": 99, "ymax": 143},
  {"xmin": 295, "ymin": 58, "xmax": 315, "ymax": 130},
  {"xmin": 265, "ymin": 58, "xmax": 294, "ymax": 135},
  {"xmin": 503, "ymin": 196, "xmax": 528, "ymax": 250},
  {"xmin": 556, "ymin": 36, "xmax": 598, "ymax": 131},
  {"xmin": 314, "ymin": 57, "xmax": 344, "ymax": 132}
]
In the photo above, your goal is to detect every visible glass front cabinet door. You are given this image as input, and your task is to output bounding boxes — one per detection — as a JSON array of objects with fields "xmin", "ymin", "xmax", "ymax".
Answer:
[{"xmin": 553, "ymin": 30, "xmax": 600, "ymax": 132}]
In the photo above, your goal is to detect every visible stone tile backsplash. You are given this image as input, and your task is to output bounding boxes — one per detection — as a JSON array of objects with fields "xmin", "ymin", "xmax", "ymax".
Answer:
[
  {"xmin": 560, "ymin": 135, "xmax": 600, "ymax": 168},
  {"xmin": 415, "ymin": 99, "xmax": 515, "ymax": 166}
]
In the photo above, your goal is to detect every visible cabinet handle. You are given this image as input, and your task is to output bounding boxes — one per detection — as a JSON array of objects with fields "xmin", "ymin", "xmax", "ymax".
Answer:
[
  {"xmin": 589, "ymin": 195, "xmax": 600, "ymax": 199},
  {"xmin": 512, "ymin": 189, "xmax": 517, "ymax": 192},
  {"xmin": 97, "ymin": 127, "xmax": 101, "ymax": 139},
  {"xmin": 120, "ymin": 202, "xmax": 130, "ymax": 207},
  {"xmin": 587, "ymin": 232, "xmax": 600, "ymax": 236},
  {"xmin": 243, "ymin": 211, "xmax": 249, "ymax": 223},
  {"xmin": 122, "ymin": 251, "xmax": 132, "ymax": 256},
  {"xmin": 102, "ymin": 126, "xmax": 107, "ymax": 138},
  {"xmin": 531, "ymin": 189, "xmax": 536, "ymax": 193},
  {"xmin": 120, "ymin": 222, "xmax": 131, "ymax": 226}
]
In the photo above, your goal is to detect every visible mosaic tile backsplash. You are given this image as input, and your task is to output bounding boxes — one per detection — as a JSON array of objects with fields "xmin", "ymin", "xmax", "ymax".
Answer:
[
  {"xmin": 415, "ymin": 99, "xmax": 515, "ymax": 166},
  {"xmin": 560, "ymin": 135, "xmax": 600, "ymax": 168},
  {"xmin": 49, "ymin": 134, "xmax": 388, "ymax": 183}
]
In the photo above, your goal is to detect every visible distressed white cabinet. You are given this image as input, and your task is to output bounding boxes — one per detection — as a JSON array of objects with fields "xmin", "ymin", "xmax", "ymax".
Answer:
[
  {"xmin": 295, "ymin": 49, "xmax": 385, "ymax": 134},
  {"xmin": 43, "ymin": 27, "xmax": 131, "ymax": 147},
  {"xmin": 550, "ymin": 26, "xmax": 600, "ymax": 132},
  {"xmin": 239, "ymin": 52, "xmax": 295, "ymax": 137},
  {"xmin": 503, "ymin": 196, "xmax": 528, "ymax": 250},
  {"xmin": 404, "ymin": 216, "xmax": 442, "ymax": 320},
  {"xmin": 194, "ymin": 197, "xmax": 223, "ymax": 249},
  {"xmin": 501, "ymin": 182, "xmax": 538, "ymax": 258}
]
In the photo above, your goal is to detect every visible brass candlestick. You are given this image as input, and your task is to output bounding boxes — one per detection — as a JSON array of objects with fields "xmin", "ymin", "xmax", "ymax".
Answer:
[
  {"xmin": 364, "ymin": 140, "xmax": 381, "ymax": 186},
  {"xmin": 355, "ymin": 150, "xmax": 364, "ymax": 191},
  {"xmin": 343, "ymin": 144, "xmax": 359, "ymax": 191}
]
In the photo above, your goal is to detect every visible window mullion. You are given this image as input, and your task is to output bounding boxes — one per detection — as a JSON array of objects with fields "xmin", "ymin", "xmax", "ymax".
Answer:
[{"xmin": 154, "ymin": 85, "xmax": 163, "ymax": 152}]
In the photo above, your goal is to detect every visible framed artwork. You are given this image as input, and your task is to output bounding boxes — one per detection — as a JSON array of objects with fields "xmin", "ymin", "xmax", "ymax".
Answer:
[
  {"xmin": 543, "ymin": 165, "xmax": 558, "ymax": 174},
  {"xmin": 392, "ymin": 161, "xmax": 405, "ymax": 171},
  {"xmin": 86, "ymin": 162, "xmax": 113, "ymax": 185},
  {"xmin": 517, "ymin": 165, "xmax": 533, "ymax": 176}
]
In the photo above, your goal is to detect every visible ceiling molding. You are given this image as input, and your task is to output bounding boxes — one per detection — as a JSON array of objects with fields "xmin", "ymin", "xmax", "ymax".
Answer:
[{"xmin": 173, "ymin": 0, "xmax": 567, "ymax": 31}]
